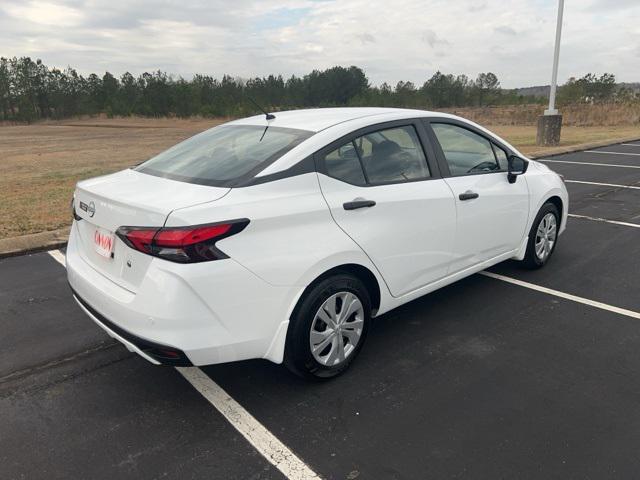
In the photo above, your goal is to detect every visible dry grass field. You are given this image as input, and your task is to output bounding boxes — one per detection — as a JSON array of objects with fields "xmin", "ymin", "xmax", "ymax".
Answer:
[
  {"xmin": 443, "ymin": 103, "xmax": 640, "ymax": 126},
  {"xmin": 1, "ymin": 115, "xmax": 639, "ymax": 240},
  {"xmin": 493, "ymin": 125, "xmax": 640, "ymax": 153},
  {"xmin": 1, "ymin": 117, "xmax": 223, "ymax": 239}
]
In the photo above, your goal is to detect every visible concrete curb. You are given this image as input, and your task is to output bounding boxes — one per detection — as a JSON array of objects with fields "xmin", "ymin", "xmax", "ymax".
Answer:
[
  {"xmin": 0, "ymin": 227, "xmax": 70, "ymax": 259},
  {"xmin": 1, "ymin": 136, "xmax": 639, "ymax": 259},
  {"xmin": 527, "ymin": 135, "xmax": 640, "ymax": 159}
]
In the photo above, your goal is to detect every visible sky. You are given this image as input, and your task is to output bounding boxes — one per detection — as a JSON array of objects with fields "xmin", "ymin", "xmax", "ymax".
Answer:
[{"xmin": 1, "ymin": 0, "xmax": 639, "ymax": 88}]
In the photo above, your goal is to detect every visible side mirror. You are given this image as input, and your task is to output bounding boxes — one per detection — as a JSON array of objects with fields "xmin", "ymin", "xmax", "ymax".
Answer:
[{"xmin": 507, "ymin": 155, "xmax": 529, "ymax": 184}]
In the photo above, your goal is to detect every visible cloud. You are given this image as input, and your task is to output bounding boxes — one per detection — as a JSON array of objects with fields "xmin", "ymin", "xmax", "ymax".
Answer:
[
  {"xmin": 494, "ymin": 26, "xmax": 517, "ymax": 36},
  {"xmin": 469, "ymin": 2, "xmax": 487, "ymax": 12},
  {"xmin": 422, "ymin": 29, "xmax": 450, "ymax": 48},
  {"xmin": 355, "ymin": 33, "xmax": 376, "ymax": 44},
  {"xmin": 3, "ymin": 1, "xmax": 83, "ymax": 26},
  {"xmin": 0, "ymin": 0, "xmax": 639, "ymax": 88},
  {"xmin": 588, "ymin": 0, "xmax": 638, "ymax": 11}
]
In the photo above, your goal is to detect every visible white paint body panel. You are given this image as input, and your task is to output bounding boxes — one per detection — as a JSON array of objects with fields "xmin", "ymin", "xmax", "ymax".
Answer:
[
  {"xmin": 523, "ymin": 160, "xmax": 569, "ymax": 236},
  {"xmin": 317, "ymin": 175, "xmax": 456, "ymax": 296},
  {"xmin": 73, "ymin": 168, "xmax": 230, "ymax": 292},
  {"xmin": 67, "ymin": 221, "xmax": 302, "ymax": 365},
  {"xmin": 67, "ymin": 108, "xmax": 569, "ymax": 367},
  {"xmin": 443, "ymin": 172, "xmax": 530, "ymax": 272}
]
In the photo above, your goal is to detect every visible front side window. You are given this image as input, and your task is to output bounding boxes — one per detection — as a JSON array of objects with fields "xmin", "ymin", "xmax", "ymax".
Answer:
[
  {"xmin": 355, "ymin": 125, "xmax": 430, "ymax": 184},
  {"xmin": 136, "ymin": 125, "xmax": 313, "ymax": 186},
  {"xmin": 431, "ymin": 123, "xmax": 500, "ymax": 176}
]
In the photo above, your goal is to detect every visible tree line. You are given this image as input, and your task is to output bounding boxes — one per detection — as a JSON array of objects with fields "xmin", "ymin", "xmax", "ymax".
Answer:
[{"xmin": 0, "ymin": 56, "xmax": 630, "ymax": 122}]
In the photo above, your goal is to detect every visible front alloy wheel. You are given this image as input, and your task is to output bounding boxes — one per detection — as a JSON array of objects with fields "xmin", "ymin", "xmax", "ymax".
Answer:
[
  {"xmin": 534, "ymin": 212, "xmax": 557, "ymax": 262},
  {"xmin": 522, "ymin": 202, "xmax": 560, "ymax": 269}
]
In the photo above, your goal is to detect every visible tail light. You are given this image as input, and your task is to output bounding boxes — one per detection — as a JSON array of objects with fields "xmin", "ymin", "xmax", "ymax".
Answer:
[{"xmin": 116, "ymin": 219, "xmax": 249, "ymax": 263}]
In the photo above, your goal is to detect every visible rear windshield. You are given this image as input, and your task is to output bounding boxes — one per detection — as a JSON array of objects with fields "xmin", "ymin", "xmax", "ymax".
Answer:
[{"xmin": 135, "ymin": 124, "xmax": 313, "ymax": 186}]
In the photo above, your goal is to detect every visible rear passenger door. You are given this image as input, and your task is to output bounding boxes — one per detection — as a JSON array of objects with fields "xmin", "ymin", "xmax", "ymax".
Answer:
[
  {"xmin": 316, "ymin": 120, "xmax": 457, "ymax": 297},
  {"xmin": 425, "ymin": 119, "xmax": 529, "ymax": 273}
]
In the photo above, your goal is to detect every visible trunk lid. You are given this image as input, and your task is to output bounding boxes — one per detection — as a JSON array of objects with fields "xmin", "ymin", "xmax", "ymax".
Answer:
[{"xmin": 73, "ymin": 168, "xmax": 230, "ymax": 292}]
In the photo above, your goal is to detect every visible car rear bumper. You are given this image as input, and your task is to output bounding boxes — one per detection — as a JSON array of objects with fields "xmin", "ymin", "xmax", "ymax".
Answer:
[
  {"xmin": 66, "ymin": 222, "xmax": 300, "ymax": 366},
  {"xmin": 71, "ymin": 287, "xmax": 192, "ymax": 366}
]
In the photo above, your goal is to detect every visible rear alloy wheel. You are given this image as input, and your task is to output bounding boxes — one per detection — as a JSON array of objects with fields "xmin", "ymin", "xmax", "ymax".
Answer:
[
  {"xmin": 285, "ymin": 274, "xmax": 371, "ymax": 379},
  {"xmin": 522, "ymin": 202, "xmax": 560, "ymax": 269}
]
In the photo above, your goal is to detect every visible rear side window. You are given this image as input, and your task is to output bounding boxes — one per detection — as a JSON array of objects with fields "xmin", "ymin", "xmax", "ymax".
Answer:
[
  {"xmin": 321, "ymin": 124, "xmax": 430, "ymax": 186},
  {"xmin": 136, "ymin": 125, "xmax": 313, "ymax": 186},
  {"xmin": 357, "ymin": 126, "xmax": 430, "ymax": 183},
  {"xmin": 431, "ymin": 123, "xmax": 500, "ymax": 176}
]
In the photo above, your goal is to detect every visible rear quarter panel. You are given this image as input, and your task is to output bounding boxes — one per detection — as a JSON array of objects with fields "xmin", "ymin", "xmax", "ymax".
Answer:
[{"xmin": 165, "ymin": 173, "xmax": 388, "ymax": 293}]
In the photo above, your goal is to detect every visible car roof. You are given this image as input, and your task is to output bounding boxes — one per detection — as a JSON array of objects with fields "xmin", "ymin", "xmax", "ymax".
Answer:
[
  {"xmin": 226, "ymin": 107, "xmax": 447, "ymax": 133},
  {"xmin": 224, "ymin": 107, "xmax": 524, "ymax": 178}
]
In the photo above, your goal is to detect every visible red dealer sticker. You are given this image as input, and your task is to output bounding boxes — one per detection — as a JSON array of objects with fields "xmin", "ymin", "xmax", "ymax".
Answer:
[{"xmin": 94, "ymin": 227, "xmax": 115, "ymax": 258}]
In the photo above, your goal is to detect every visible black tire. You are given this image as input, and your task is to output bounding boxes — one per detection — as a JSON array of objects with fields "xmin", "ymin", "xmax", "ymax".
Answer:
[
  {"xmin": 521, "ymin": 202, "xmax": 560, "ymax": 269},
  {"xmin": 284, "ymin": 273, "xmax": 371, "ymax": 380}
]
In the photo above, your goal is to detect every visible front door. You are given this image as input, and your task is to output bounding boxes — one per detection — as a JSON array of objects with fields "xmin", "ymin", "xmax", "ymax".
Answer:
[{"xmin": 427, "ymin": 121, "xmax": 530, "ymax": 273}]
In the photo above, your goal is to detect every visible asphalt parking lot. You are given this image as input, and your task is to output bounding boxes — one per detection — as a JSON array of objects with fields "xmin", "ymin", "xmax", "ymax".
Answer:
[{"xmin": 2, "ymin": 141, "xmax": 640, "ymax": 480}]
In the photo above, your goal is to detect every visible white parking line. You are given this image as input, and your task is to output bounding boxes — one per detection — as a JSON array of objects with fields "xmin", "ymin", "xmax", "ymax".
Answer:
[
  {"xmin": 621, "ymin": 144, "xmax": 640, "ymax": 147},
  {"xmin": 539, "ymin": 159, "xmax": 640, "ymax": 169},
  {"xmin": 585, "ymin": 150, "xmax": 640, "ymax": 156},
  {"xmin": 46, "ymin": 249, "xmax": 320, "ymax": 480},
  {"xmin": 564, "ymin": 180, "xmax": 640, "ymax": 190},
  {"xmin": 48, "ymin": 249, "xmax": 66, "ymax": 266},
  {"xmin": 178, "ymin": 368, "xmax": 320, "ymax": 480},
  {"xmin": 480, "ymin": 271, "xmax": 640, "ymax": 320},
  {"xmin": 568, "ymin": 214, "xmax": 640, "ymax": 229}
]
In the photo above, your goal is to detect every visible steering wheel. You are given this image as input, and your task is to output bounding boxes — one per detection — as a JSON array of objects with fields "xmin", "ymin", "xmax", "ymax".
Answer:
[{"xmin": 467, "ymin": 161, "xmax": 497, "ymax": 173}]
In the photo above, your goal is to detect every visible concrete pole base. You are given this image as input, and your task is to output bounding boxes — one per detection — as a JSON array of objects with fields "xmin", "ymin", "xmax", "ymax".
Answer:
[{"xmin": 536, "ymin": 114, "xmax": 562, "ymax": 146}]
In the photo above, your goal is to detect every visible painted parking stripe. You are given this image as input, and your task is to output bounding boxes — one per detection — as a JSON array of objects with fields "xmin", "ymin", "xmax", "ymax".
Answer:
[
  {"xmin": 46, "ymin": 250, "xmax": 320, "ymax": 480},
  {"xmin": 178, "ymin": 367, "xmax": 320, "ymax": 480},
  {"xmin": 621, "ymin": 144, "xmax": 640, "ymax": 147},
  {"xmin": 564, "ymin": 180, "xmax": 640, "ymax": 190},
  {"xmin": 48, "ymin": 249, "xmax": 66, "ymax": 266},
  {"xmin": 539, "ymin": 159, "xmax": 640, "ymax": 169},
  {"xmin": 568, "ymin": 214, "xmax": 640, "ymax": 229},
  {"xmin": 480, "ymin": 271, "xmax": 640, "ymax": 320},
  {"xmin": 584, "ymin": 150, "xmax": 640, "ymax": 156}
]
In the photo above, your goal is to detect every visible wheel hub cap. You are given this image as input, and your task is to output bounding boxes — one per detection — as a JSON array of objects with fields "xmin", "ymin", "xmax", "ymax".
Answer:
[
  {"xmin": 310, "ymin": 292, "xmax": 364, "ymax": 367},
  {"xmin": 535, "ymin": 212, "xmax": 557, "ymax": 261}
]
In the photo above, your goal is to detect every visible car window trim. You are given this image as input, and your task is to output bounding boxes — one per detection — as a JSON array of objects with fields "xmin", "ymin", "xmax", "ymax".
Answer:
[
  {"xmin": 350, "ymin": 139, "xmax": 371, "ymax": 184},
  {"xmin": 314, "ymin": 118, "xmax": 442, "ymax": 187},
  {"xmin": 422, "ymin": 117, "xmax": 514, "ymax": 179},
  {"xmin": 490, "ymin": 142, "xmax": 508, "ymax": 172},
  {"xmin": 322, "ymin": 140, "xmax": 368, "ymax": 186}
]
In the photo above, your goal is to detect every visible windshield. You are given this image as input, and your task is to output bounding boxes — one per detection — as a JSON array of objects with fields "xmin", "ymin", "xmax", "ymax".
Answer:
[{"xmin": 135, "ymin": 124, "xmax": 313, "ymax": 186}]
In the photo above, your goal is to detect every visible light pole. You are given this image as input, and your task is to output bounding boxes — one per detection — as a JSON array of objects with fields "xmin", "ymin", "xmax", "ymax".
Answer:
[
  {"xmin": 546, "ymin": 0, "xmax": 564, "ymax": 115},
  {"xmin": 537, "ymin": 0, "xmax": 565, "ymax": 146}
]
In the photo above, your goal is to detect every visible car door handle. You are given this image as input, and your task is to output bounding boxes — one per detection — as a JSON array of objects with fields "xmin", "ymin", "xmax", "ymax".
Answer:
[
  {"xmin": 459, "ymin": 191, "xmax": 479, "ymax": 201},
  {"xmin": 343, "ymin": 199, "xmax": 376, "ymax": 210}
]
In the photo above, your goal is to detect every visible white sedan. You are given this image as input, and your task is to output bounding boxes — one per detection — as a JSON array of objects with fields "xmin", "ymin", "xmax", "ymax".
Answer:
[{"xmin": 67, "ymin": 108, "xmax": 568, "ymax": 378}]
